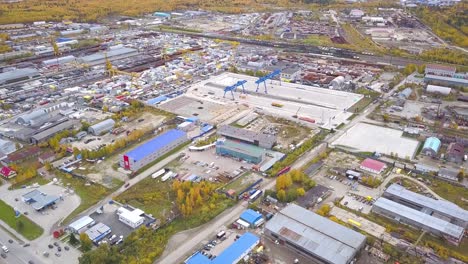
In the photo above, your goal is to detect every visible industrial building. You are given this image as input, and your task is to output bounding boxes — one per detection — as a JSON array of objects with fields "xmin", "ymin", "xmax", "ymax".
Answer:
[
  {"xmin": 421, "ymin": 137, "xmax": 441, "ymax": 157},
  {"xmin": 425, "ymin": 64, "xmax": 456, "ymax": 77},
  {"xmin": 22, "ymin": 189, "xmax": 60, "ymax": 211},
  {"xmin": 264, "ymin": 204, "xmax": 366, "ymax": 264},
  {"xmin": 426, "ymin": 85, "xmax": 451, "ymax": 95},
  {"xmin": 88, "ymin": 119, "xmax": 115, "ymax": 136},
  {"xmin": 239, "ymin": 209, "xmax": 264, "ymax": 228},
  {"xmin": 185, "ymin": 232, "xmax": 260, "ymax": 264},
  {"xmin": 0, "ymin": 138, "xmax": 17, "ymax": 155},
  {"xmin": 446, "ymin": 142, "xmax": 464, "ymax": 163},
  {"xmin": 424, "ymin": 74, "xmax": 468, "ymax": 88},
  {"xmin": 85, "ymin": 223, "xmax": 111, "ymax": 244},
  {"xmin": 42, "ymin": 55, "xmax": 76, "ymax": 67},
  {"xmin": 68, "ymin": 216, "xmax": 96, "ymax": 233},
  {"xmin": 216, "ymin": 139, "xmax": 264, "ymax": 164},
  {"xmin": 16, "ymin": 109, "xmax": 49, "ymax": 126},
  {"xmin": 383, "ymin": 184, "xmax": 468, "ymax": 229},
  {"xmin": 372, "ymin": 197, "xmax": 465, "ymax": 245},
  {"xmin": 117, "ymin": 207, "xmax": 145, "ymax": 229},
  {"xmin": 217, "ymin": 125, "xmax": 276, "ymax": 149},
  {"xmin": 120, "ymin": 129, "xmax": 188, "ymax": 171},
  {"xmin": 0, "ymin": 68, "xmax": 40, "ymax": 85},
  {"xmin": 30, "ymin": 119, "xmax": 80, "ymax": 144},
  {"xmin": 78, "ymin": 47, "xmax": 138, "ymax": 66},
  {"xmin": 359, "ymin": 158, "xmax": 386, "ymax": 174}
]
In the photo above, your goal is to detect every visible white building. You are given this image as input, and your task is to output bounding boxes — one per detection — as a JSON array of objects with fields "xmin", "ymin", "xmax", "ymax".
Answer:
[
  {"xmin": 426, "ymin": 85, "xmax": 451, "ymax": 95},
  {"xmin": 0, "ymin": 139, "xmax": 16, "ymax": 155},
  {"xmin": 117, "ymin": 207, "xmax": 145, "ymax": 229},
  {"xmin": 425, "ymin": 64, "xmax": 456, "ymax": 77}
]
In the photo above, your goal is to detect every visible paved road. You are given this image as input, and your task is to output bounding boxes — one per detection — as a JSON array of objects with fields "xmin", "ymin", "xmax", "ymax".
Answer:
[
  {"xmin": 0, "ymin": 227, "xmax": 43, "ymax": 264},
  {"xmin": 380, "ymin": 173, "xmax": 443, "ymax": 200}
]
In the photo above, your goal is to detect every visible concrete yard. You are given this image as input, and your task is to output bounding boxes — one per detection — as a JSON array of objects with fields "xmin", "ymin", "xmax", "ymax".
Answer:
[
  {"xmin": 1, "ymin": 184, "xmax": 80, "ymax": 234},
  {"xmin": 182, "ymin": 72, "xmax": 364, "ymax": 129},
  {"xmin": 332, "ymin": 122, "xmax": 419, "ymax": 158}
]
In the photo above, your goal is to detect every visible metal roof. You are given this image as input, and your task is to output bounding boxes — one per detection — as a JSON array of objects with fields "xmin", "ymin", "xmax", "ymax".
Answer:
[
  {"xmin": 89, "ymin": 119, "xmax": 115, "ymax": 134},
  {"xmin": 68, "ymin": 216, "xmax": 95, "ymax": 232},
  {"xmin": 240, "ymin": 209, "xmax": 263, "ymax": 224},
  {"xmin": 211, "ymin": 232, "xmax": 259, "ymax": 264},
  {"xmin": 384, "ymin": 184, "xmax": 468, "ymax": 223},
  {"xmin": 422, "ymin": 137, "xmax": 441, "ymax": 153},
  {"xmin": 85, "ymin": 223, "xmax": 111, "ymax": 242},
  {"xmin": 31, "ymin": 120, "xmax": 79, "ymax": 142},
  {"xmin": 216, "ymin": 139, "xmax": 265, "ymax": 158},
  {"xmin": 265, "ymin": 204, "xmax": 366, "ymax": 264},
  {"xmin": 425, "ymin": 74, "xmax": 468, "ymax": 85},
  {"xmin": 22, "ymin": 189, "xmax": 59, "ymax": 210},
  {"xmin": 185, "ymin": 232, "xmax": 259, "ymax": 264},
  {"xmin": 80, "ymin": 47, "xmax": 137, "ymax": 63},
  {"xmin": 125, "ymin": 129, "xmax": 187, "ymax": 162},
  {"xmin": 373, "ymin": 198, "xmax": 464, "ymax": 239},
  {"xmin": 217, "ymin": 125, "xmax": 276, "ymax": 149},
  {"xmin": 0, "ymin": 68, "xmax": 39, "ymax": 84},
  {"xmin": 426, "ymin": 85, "xmax": 451, "ymax": 95}
]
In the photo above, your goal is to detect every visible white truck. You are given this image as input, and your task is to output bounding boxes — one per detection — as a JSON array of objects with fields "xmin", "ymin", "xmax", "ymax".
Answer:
[{"xmin": 2, "ymin": 245, "xmax": 8, "ymax": 253}]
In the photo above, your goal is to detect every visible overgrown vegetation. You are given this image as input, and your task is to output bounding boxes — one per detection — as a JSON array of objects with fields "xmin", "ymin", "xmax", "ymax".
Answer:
[
  {"xmin": 81, "ymin": 180, "xmax": 234, "ymax": 264},
  {"xmin": 0, "ymin": 200, "xmax": 43, "ymax": 240},
  {"xmin": 269, "ymin": 130, "xmax": 327, "ymax": 176},
  {"xmin": 56, "ymin": 170, "xmax": 122, "ymax": 224},
  {"xmin": 275, "ymin": 169, "xmax": 316, "ymax": 202},
  {"xmin": 419, "ymin": 48, "xmax": 468, "ymax": 66},
  {"xmin": 414, "ymin": 5, "xmax": 467, "ymax": 48}
]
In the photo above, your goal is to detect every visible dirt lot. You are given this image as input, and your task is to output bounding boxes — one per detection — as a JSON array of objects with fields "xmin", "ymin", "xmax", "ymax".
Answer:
[
  {"xmin": 241, "ymin": 114, "xmax": 317, "ymax": 150},
  {"xmin": 325, "ymin": 151, "xmax": 362, "ymax": 169},
  {"xmin": 221, "ymin": 172, "xmax": 263, "ymax": 194}
]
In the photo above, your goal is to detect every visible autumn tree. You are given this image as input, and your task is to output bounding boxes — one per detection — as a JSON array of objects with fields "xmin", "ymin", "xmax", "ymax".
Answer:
[
  {"xmin": 316, "ymin": 204, "xmax": 331, "ymax": 217},
  {"xmin": 80, "ymin": 233, "xmax": 93, "ymax": 252}
]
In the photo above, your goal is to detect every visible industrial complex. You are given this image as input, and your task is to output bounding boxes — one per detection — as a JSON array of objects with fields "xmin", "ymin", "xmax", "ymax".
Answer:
[{"xmin": 0, "ymin": 4, "xmax": 466, "ymax": 264}]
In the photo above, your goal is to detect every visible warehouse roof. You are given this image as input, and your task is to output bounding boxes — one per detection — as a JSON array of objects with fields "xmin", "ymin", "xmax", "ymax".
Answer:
[
  {"xmin": 0, "ymin": 68, "xmax": 39, "ymax": 84},
  {"xmin": 211, "ymin": 232, "xmax": 259, "ymax": 264},
  {"xmin": 240, "ymin": 209, "xmax": 263, "ymax": 224},
  {"xmin": 425, "ymin": 74, "xmax": 468, "ymax": 85},
  {"xmin": 185, "ymin": 232, "xmax": 259, "ymax": 264},
  {"xmin": 68, "ymin": 216, "xmax": 95, "ymax": 232},
  {"xmin": 80, "ymin": 47, "xmax": 137, "ymax": 63},
  {"xmin": 31, "ymin": 119, "xmax": 79, "ymax": 142},
  {"xmin": 373, "ymin": 198, "xmax": 464, "ymax": 239},
  {"xmin": 426, "ymin": 85, "xmax": 451, "ymax": 95},
  {"xmin": 125, "ymin": 129, "xmax": 187, "ymax": 162},
  {"xmin": 217, "ymin": 139, "xmax": 265, "ymax": 157},
  {"xmin": 422, "ymin": 137, "xmax": 441, "ymax": 153},
  {"xmin": 89, "ymin": 119, "xmax": 115, "ymax": 133},
  {"xmin": 360, "ymin": 158, "xmax": 386, "ymax": 172},
  {"xmin": 218, "ymin": 125, "xmax": 276, "ymax": 149},
  {"xmin": 147, "ymin": 95, "xmax": 168, "ymax": 105},
  {"xmin": 265, "ymin": 204, "xmax": 366, "ymax": 264},
  {"xmin": 384, "ymin": 184, "xmax": 468, "ymax": 222},
  {"xmin": 426, "ymin": 64, "xmax": 456, "ymax": 72}
]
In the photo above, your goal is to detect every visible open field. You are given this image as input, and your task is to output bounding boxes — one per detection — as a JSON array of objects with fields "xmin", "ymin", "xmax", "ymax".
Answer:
[
  {"xmin": 0, "ymin": 199, "xmax": 43, "ymax": 240},
  {"xmin": 332, "ymin": 123, "xmax": 419, "ymax": 159},
  {"xmin": 221, "ymin": 172, "xmax": 262, "ymax": 194},
  {"xmin": 116, "ymin": 178, "xmax": 176, "ymax": 221}
]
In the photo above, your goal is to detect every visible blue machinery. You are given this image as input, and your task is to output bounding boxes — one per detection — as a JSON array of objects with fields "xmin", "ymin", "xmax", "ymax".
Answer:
[
  {"xmin": 223, "ymin": 80, "xmax": 247, "ymax": 100},
  {"xmin": 223, "ymin": 69, "xmax": 281, "ymax": 99},
  {"xmin": 255, "ymin": 69, "xmax": 281, "ymax": 94}
]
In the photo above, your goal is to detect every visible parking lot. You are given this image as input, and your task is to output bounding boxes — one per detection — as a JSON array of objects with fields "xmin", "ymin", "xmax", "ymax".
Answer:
[{"xmin": 340, "ymin": 192, "xmax": 374, "ymax": 214}]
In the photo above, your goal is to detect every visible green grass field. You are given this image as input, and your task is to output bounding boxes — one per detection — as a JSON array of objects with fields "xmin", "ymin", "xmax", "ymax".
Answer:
[
  {"xmin": 0, "ymin": 200, "xmax": 43, "ymax": 240},
  {"xmin": 9, "ymin": 176, "xmax": 50, "ymax": 190}
]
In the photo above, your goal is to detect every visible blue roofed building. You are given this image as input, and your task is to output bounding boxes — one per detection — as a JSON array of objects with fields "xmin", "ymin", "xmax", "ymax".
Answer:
[
  {"xmin": 120, "ymin": 129, "xmax": 188, "ymax": 171},
  {"xmin": 147, "ymin": 95, "xmax": 168, "ymax": 105},
  {"xmin": 421, "ymin": 137, "xmax": 441, "ymax": 157},
  {"xmin": 22, "ymin": 189, "xmax": 60, "ymax": 211},
  {"xmin": 239, "ymin": 209, "xmax": 264, "ymax": 228},
  {"xmin": 185, "ymin": 232, "xmax": 260, "ymax": 264}
]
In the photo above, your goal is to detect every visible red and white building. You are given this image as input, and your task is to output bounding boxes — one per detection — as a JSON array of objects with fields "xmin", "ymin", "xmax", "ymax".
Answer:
[
  {"xmin": 359, "ymin": 158, "xmax": 386, "ymax": 174},
  {"xmin": 0, "ymin": 166, "xmax": 16, "ymax": 179}
]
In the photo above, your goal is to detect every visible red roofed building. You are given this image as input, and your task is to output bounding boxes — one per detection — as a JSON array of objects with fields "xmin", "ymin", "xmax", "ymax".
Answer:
[
  {"xmin": 0, "ymin": 166, "xmax": 16, "ymax": 179},
  {"xmin": 360, "ymin": 158, "xmax": 386, "ymax": 174},
  {"xmin": 425, "ymin": 64, "xmax": 456, "ymax": 77}
]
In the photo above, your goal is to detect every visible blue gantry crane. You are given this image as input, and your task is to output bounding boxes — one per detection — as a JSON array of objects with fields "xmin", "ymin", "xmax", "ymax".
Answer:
[
  {"xmin": 223, "ymin": 80, "xmax": 247, "ymax": 100},
  {"xmin": 255, "ymin": 69, "xmax": 281, "ymax": 94}
]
